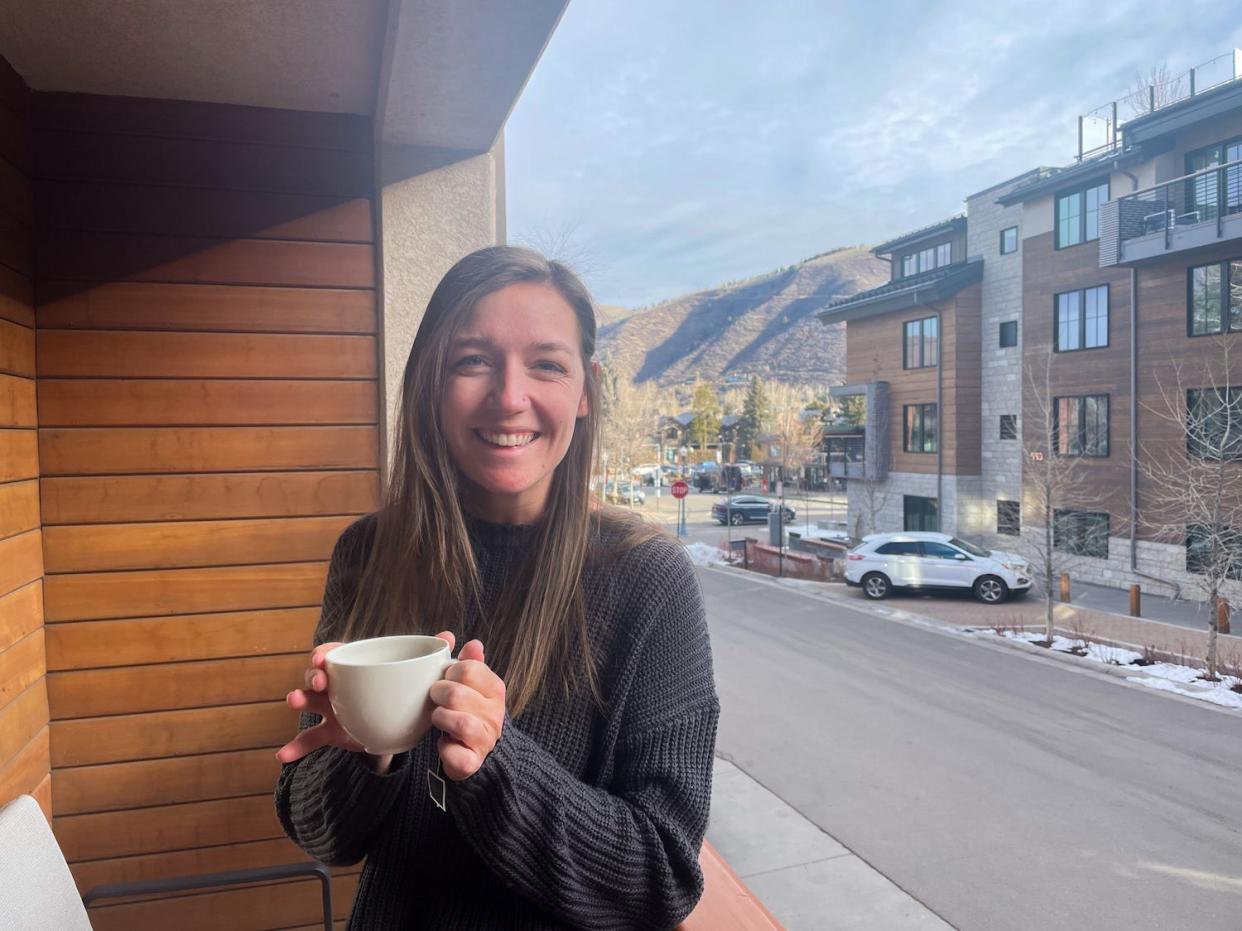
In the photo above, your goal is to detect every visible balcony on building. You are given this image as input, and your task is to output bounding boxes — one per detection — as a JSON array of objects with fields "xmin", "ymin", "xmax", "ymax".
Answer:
[
  {"xmin": 824, "ymin": 382, "xmax": 890, "ymax": 482},
  {"xmin": 824, "ymin": 419, "xmax": 867, "ymax": 480},
  {"xmin": 1070, "ymin": 49, "xmax": 1242, "ymax": 267}
]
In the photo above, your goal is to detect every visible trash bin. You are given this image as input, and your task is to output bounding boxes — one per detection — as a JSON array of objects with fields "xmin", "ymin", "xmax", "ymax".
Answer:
[{"xmin": 768, "ymin": 510, "xmax": 783, "ymax": 547}]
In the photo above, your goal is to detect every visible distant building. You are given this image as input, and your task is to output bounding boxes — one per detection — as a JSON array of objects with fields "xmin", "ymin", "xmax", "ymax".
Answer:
[{"xmin": 819, "ymin": 50, "xmax": 1242, "ymax": 596}]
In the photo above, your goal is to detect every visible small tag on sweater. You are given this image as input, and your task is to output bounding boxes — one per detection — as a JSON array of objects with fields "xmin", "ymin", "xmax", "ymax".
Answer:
[{"xmin": 427, "ymin": 762, "xmax": 447, "ymax": 812}]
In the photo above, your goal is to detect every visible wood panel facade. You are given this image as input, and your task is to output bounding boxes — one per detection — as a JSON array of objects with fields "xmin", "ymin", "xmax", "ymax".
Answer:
[
  {"xmin": 844, "ymin": 282, "xmax": 983, "ymax": 476},
  {"xmin": 1133, "ymin": 240, "xmax": 1242, "ymax": 545},
  {"xmin": 26, "ymin": 92, "xmax": 379, "ymax": 924},
  {"xmin": 1020, "ymin": 230, "xmax": 1134, "ymax": 545},
  {"xmin": 0, "ymin": 54, "xmax": 50, "ymax": 821}
]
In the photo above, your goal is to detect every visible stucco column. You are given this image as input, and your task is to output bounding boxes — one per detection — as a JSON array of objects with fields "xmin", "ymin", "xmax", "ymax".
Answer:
[{"xmin": 375, "ymin": 137, "xmax": 506, "ymax": 476}]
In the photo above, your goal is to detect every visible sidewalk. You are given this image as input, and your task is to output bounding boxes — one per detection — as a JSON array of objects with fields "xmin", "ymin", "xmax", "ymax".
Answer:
[
  {"xmin": 836, "ymin": 583, "xmax": 1241, "ymax": 671},
  {"xmin": 708, "ymin": 757, "xmax": 951, "ymax": 931}
]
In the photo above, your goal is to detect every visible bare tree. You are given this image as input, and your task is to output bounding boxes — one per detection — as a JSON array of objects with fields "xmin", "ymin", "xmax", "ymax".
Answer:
[
  {"xmin": 1139, "ymin": 336, "xmax": 1242, "ymax": 679},
  {"xmin": 598, "ymin": 362, "xmax": 662, "ymax": 505},
  {"xmin": 1122, "ymin": 61, "xmax": 1188, "ymax": 119},
  {"xmin": 1015, "ymin": 349, "xmax": 1103, "ymax": 644},
  {"xmin": 851, "ymin": 476, "xmax": 894, "ymax": 540},
  {"xmin": 763, "ymin": 382, "xmax": 822, "ymax": 483}
]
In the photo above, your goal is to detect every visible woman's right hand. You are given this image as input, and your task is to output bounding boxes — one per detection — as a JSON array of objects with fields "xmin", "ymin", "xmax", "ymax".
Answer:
[{"xmin": 276, "ymin": 630, "xmax": 458, "ymax": 766}]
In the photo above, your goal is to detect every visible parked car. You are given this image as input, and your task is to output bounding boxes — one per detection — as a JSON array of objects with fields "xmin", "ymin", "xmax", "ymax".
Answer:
[
  {"xmin": 843, "ymin": 532, "xmax": 1032, "ymax": 604},
  {"xmin": 711, "ymin": 495, "xmax": 795, "ymax": 526},
  {"xmin": 605, "ymin": 482, "xmax": 646, "ymax": 505}
]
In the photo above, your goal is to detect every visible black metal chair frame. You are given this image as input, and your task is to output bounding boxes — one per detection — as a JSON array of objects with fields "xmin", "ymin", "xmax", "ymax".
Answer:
[{"xmin": 81, "ymin": 861, "xmax": 333, "ymax": 930}]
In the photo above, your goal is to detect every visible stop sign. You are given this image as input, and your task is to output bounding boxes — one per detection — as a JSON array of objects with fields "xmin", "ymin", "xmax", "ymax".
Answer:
[{"xmin": 671, "ymin": 480, "xmax": 689, "ymax": 499}]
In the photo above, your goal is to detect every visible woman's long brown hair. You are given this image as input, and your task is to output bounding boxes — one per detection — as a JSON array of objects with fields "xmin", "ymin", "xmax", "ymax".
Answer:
[{"xmin": 340, "ymin": 246, "xmax": 656, "ymax": 717}]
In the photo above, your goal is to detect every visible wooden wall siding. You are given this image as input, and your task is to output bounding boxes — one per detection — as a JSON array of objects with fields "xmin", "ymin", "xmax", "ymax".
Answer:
[
  {"xmin": 32, "ymin": 92, "xmax": 380, "ymax": 922},
  {"xmin": 843, "ymin": 284, "xmax": 983, "ymax": 476},
  {"xmin": 1133, "ymin": 241, "xmax": 1242, "ymax": 544},
  {"xmin": 0, "ymin": 53, "xmax": 50, "ymax": 820},
  {"xmin": 1021, "ymin": 232, "xmax": 1134, "ymax": 533}
]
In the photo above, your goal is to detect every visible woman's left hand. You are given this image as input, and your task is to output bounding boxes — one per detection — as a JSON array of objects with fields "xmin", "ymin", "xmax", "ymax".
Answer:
[{"xmin": 429, "ymin": 639, "xmax": 507, "ymax": 781}]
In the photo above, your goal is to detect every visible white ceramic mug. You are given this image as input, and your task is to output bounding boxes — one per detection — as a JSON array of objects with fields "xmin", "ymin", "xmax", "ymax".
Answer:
[{"xmin": 324, "ymin": 635, "xmax": 457, "ymax": 755}]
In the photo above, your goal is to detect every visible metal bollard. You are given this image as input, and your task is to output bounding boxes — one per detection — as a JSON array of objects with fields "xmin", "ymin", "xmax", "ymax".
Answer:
[
  {"xmin": 1219, "ymin": 598, "xmax": 1231, "ymax": 636},
  {"xmin": 1059, "ymin": 573, "xmax": 1071, "ymax": 603},
  {"xmin": 1130, "ymin": 584, "xmax": 1141, "ymax": 617}
]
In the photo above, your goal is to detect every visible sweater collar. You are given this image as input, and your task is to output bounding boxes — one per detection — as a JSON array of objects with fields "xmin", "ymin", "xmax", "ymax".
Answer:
[{"xmin": 465, "ymin": 512, "xmax": 541, "ymax": 550}]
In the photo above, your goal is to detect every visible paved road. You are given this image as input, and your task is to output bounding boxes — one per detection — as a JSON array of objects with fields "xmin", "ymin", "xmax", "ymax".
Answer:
[{"xmin": 700, "ymin": 565, "xmax": 1242, "ymax": 930}]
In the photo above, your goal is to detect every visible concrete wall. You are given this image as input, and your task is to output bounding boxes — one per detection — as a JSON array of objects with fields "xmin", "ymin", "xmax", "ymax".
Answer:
[
  {"xmin": 966, "ymin": 180, "xmax": 1026, "ymax": 546},
  {"xmin": 846, "ymin": 471, "xmax": 970, "ymax": 537},
  {"xmin": 377, "ymin": 138, "xmax": 505, "ymax": 472},
  {"xmin": 1015, "ymin": 528, "xmax": 1242, "ymax": 606}
]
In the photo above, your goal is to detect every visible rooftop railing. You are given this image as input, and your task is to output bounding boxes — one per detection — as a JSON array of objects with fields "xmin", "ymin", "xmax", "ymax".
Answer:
[{"xmin": 1077, "ymin": 50, "xmax": 1242, "ymax": 162}]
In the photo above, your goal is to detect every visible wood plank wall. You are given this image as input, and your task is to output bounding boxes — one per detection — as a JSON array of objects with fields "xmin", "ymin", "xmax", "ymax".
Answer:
[
  {"xmin": 1134, "ymin": 241, "xmax": 1242, "ymax": 544},
  {"xmin": 32, "ymin": 92, "xmax": 380, "ymax": 930},
  {"xmin": 1021, "ymin": 231, "xmax": 1132, "ymax": 532},
  {"xmin": 0, "ymin": 56, "xmax": 51, "ymax": 819},
  {"xmin": 843, "ymin": 284, "xmax": 982, "ymax": 476}
]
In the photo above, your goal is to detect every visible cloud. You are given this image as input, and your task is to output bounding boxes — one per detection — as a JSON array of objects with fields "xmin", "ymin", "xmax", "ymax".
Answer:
[{"xmin": 506, "ymin": 0, "xmax": 1242, "ymax": 306}]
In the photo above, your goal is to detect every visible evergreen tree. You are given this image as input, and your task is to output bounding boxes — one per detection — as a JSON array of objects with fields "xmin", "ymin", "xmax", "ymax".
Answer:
[
  {"xmin": 689, "ymin": 380, "xmax": 722, "ymax": 453},
  {"xmin": 737, "ymin": 376, "xmax": 769, "ymax": 459}
]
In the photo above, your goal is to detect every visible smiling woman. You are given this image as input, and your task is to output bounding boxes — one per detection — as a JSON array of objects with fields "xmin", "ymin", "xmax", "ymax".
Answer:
[
  {"xmin": 442, "ymin": 282, "xmax": 592, "ymax": 525},
  {"xmin": 274, "ymin": 246, "xmax": 720, "ymax": 930}
]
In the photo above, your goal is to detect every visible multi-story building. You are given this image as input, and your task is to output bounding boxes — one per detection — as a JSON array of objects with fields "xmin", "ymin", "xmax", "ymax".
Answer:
[
  {"xmin": 998, "ymin": 51, "xmax": 1242, "ymax": 596},
  {"xmin": 824, "ymin": 50, "xmax": 1242, "ymax": 600},
  {"xmin": 817, "ymin": 215, "xmax": 984, "ymax": 536}
]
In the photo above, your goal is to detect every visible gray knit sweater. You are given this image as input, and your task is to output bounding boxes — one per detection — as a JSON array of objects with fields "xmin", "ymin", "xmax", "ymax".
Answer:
[{"xmin": 274, "ymin": 512, "xmax": 719, "ymax": 930}]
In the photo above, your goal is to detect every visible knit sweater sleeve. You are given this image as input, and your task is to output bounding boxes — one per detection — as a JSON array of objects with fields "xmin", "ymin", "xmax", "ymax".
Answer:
[
  {"xmin": 274, "ymin": 516, "xmax": 411, "ymax": 866},
  {"xmin": 450, "ymin": 538, "xmax": 720, "ymax": 931}
]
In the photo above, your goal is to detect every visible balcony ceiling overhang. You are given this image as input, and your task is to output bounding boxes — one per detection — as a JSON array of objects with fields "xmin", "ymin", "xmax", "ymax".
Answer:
[{"xmin": 0, "ymin": 0, "xmax": 567, "ymax": 151}]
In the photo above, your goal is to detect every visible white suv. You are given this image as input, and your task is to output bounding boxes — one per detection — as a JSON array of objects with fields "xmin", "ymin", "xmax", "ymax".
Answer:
[{"xmin": 844, "ymin": 532, "xmax": 1032, "ymax": 604}]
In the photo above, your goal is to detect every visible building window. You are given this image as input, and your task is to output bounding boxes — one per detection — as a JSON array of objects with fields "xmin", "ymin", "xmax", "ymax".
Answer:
[
  {"xmin": 1186, "ymin": 524, "xmax": 1242, "ymax": 580},
  {"xmin": 1187, "ymin": 387, "xmax": 1242, "ymax": 460},
  {"xmin": 1054, "ymin": 509, "xmax": 1109, "ymax": 558},
  {"xmin": 901, "ymin": 243, "xmax": 954, "ymax": 277},
  {"xmin": 997, "ymin": 500, "xmax": 1021, "ymax": 536},
  {"xmin": 1185, "ymin": 138, "xmax": 1242, "ymax": 223},
  {"xmin": 999, "ymin": 414, "xmax": 1018, "ymax": 440},
  {"xmin": 903, "ymin": 403, "xmax": 938, "ymax": 453},
  {"xmin": 1054, "ymin": 394, "xmax": 1109, "ymax": 457},
  {"xmin": 1000, "ymin": 226, "xmax": 1018, "ymax": 254},
  {"xmin": 904, "ymin": 495, "xmax": 939, "ymax": 532},
  {"xmin": 1056, "ymin": 180, "xmax": 1109, "ymax": 248},
  {"xmin": 999, "ymin": 320, "xmax": 1018, "ymax": 348},
  {"xmin": 1055, "ymin": 285, "xmax": 1108, "ymax": 351},
  {"xmin": 1188, "ymin": 260, "xmax": 1242, "ymax": 336},
  {"xmin": 902, "ymin": 316, "xmax": 938, "ymax": 369}
]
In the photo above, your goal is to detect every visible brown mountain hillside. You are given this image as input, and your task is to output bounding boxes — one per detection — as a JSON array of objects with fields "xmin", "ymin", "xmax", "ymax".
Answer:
[{"xmin": 597, "ymin": 246, "xmax": 886, "ymax": 386}]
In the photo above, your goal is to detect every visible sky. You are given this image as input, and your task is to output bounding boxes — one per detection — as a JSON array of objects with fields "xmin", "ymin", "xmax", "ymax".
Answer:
[{"xmin": 504, "ymin": 1, "xmax": 1242, "ymax": 308}]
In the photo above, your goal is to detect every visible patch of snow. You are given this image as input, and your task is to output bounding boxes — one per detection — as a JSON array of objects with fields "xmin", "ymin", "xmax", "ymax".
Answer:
[
  {"xmin": 989, "ymin": 629, "xmax": 1242, "ymax": 711},
  {"xmin": 684, "ymin": 542, "xmax": 737, "ymax": 568},
  {"xmin": 1130, "ymin": 677, "xmax": 1242, "ymax": 709},
  {"xmin": 799, "ymin": 527, "xmax": 853, "ymax": 544},
  {"xmin": 1133, "ymin": 662, "xmax": 1203, "ymax": 684}
]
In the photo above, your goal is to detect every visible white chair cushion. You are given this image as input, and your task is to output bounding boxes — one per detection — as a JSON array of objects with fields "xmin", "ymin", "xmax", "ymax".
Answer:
[{"xmin": 0, "ymin": 795, "xmax": 93, "ymax": 930}]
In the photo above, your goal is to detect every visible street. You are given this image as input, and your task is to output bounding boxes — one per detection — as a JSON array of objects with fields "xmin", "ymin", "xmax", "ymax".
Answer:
[
  {"xmin": 699, "ymin": 565, "xmax": 1242, "ymax": 930},
  {"xmin": 607, "ymin": 484, "xmax": 844, "ymax": 545}
]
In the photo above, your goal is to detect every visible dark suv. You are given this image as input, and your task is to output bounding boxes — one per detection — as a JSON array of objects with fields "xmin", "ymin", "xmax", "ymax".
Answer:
[{"xmin": 711, "ymin": 495, "xmax": 796, "ymax": 526}]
